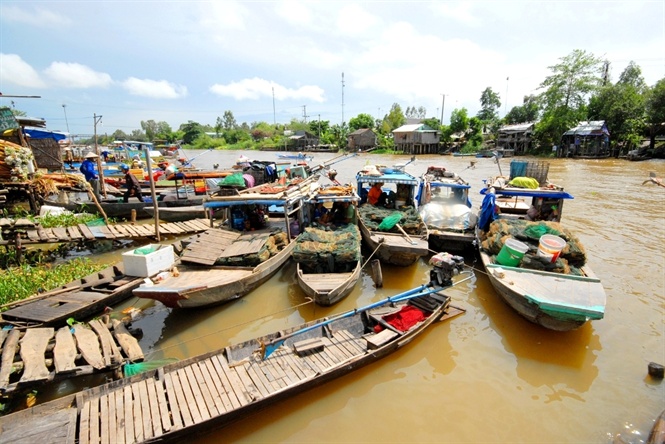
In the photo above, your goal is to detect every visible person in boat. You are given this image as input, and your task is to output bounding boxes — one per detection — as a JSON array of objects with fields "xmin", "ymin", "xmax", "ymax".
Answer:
[
  {"xmin": 120, "ymin": 163, "xmax": 144, "ymax": 203},
  {"xmin": 64, "ymin": 148, "xmax": 74, "ymax": 168},
  {"xmin": 80, "ymin": 152, "xmax": 101, "ymax": 201},
  {"xmin": 367, "ymin": 182, "xmax": 384, "ymax": 206},
  {"xmin": 332, "ymin": 201, "xmax": 354, "ymax": 225},
  {"xmin": 159, "ymin": 161, "xmax": 185, "ymax": 180},
  {"xmin": 131, "ymin": 155, "xmax": 145, "ymax": 169},
  {"xmin": 313, "ymin": 202, "xmax": 330, "ymax": 224}
]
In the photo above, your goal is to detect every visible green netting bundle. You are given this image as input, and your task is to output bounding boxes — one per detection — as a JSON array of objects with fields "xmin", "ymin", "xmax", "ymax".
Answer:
[
  {"xmin": 358, "ymin": 204, "xmax": 423, "ymax": 235},
  {"xmin": 479, "ymin": 219, "xmax": 586, "ymax": 272},
  {"xmin": 293, "ymin": 225, "xmax": 361, "ymax": 273}
]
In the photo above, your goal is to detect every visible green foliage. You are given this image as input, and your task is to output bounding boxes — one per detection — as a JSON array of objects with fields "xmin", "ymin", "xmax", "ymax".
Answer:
[
  {"xmin": 348, "ymin": 113, "xmax": 375, "ymax": 132},
  {"xmin": 477, "ymin": 87, "xmax": 501, "ymax": 121},
  {"xmin": 588, "ymin": 63, "xmax": 647, "ymax": 153},
  {"xmin": 179, "ymin": 121, "xmax": 205, "ymax": 144},
  {"xmin": 37, "ymin": 212, "xmax": 100, "ymax": 228},
  {"xmin": 504, "ymin": 95, "xmax": 540, "ymax": 124},
  {"xmin": 382, "ymin": 103, "xmax": 406, "ymax": 133},
  {"xmin": 449, "ymin": 108, "xmax": 469, "ymax": 135},
  {"xmin": 0, "ymin": 258, "xmax": 106, "ymax": 306}
]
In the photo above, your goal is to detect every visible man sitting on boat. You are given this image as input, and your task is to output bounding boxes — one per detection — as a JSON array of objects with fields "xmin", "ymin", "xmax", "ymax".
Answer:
[
  {"xmin": 120, "ymin": 164, "xmax": 144, "ymax": 203},
  {"xmin": 367, "ymin": 182, "xmax": 385, "ymax": 205},
  {"xmin": 159, "ymin": 161, "xmax": 185, "ymax": 180}
]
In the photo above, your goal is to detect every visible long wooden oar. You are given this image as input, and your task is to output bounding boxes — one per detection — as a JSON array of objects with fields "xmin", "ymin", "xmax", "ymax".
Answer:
[
  {"xmin": 260, "ymin": 284, "xmax": 443, "ymax": 360},
  {"xmin": 395, "ymin": 223, "xmax": 416, "ymax": 245}
]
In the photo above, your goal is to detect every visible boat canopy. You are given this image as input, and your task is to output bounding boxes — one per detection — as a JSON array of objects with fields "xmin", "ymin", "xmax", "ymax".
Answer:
[
  {"xmin": 356, "ymin": 171, "xmax": 419, "ymax": 185},
  {"xmin": 203, "ymin": 199, "xmax": 296, "ymax": 208},
  {"xmin": 483, "ymin": 188, "xmax": 574, "ymax": 200},
  {"xmin": 305, "ymin": 193, "xmax": 360, "ymax": 204},
  {"xmin": 429, "ymin": 181, "xmax": 471, "ymax": 190}
]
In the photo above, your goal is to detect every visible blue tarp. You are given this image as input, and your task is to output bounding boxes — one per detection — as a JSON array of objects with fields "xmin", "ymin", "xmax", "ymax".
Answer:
[
  {"xmin": 24, "ymin": 128, "xmax": 67, "ymax": 141},
  {"xmin": 478, "ymin": 192, "xmax": 497, "ymax": 231}
]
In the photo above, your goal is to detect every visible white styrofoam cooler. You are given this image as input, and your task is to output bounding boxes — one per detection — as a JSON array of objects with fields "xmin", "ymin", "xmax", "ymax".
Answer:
[{"xmin": 122, "ymin": 244, "xmax": 175, "ymax": 277}]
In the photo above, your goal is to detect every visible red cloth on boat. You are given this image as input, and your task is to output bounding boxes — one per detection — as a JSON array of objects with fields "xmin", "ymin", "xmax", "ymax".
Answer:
[{"xmin": 373, "ymin": 305, "xmax": 428, "ymax": 333}]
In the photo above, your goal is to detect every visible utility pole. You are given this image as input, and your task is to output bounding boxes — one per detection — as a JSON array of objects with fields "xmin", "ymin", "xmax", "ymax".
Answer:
[
  {"xmin": 318, "ymin": 114, "xmax": 321, "ymax": 139},
  {"xmin": 302, "ymin": 105, "xmax": 309, "ymax": 123},
  {"xmin": 440, "ymin": 93, "xmax": 446, "ymax": 125},
  {"xmin": 93, "ymin": 113, "xmax": 106, "ymax": 198},
  {"xmin": 62, "ymin": 104, "xmax": 71, "ymax": 143},
  {"xmin": 341, "ymin": 72, "xmax": 345, "ymax": 125},
  {"xmin": 505, "ymin": 77, "xmax": 509, "ymax": 116},
  {"xmin": 272, "ymin": 87, "xmax": 276, "ymax": 126}
]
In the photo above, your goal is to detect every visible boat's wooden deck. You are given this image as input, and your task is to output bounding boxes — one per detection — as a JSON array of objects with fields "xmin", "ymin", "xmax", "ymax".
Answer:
[
  {"xmin": 0, "ymin": 218, "xmax": 211, "ymax": 246},
  {"xmin": 0, "ymin": 329, "xmax": 368, "ymax": 444},
  {"xmin": 300, "ymin": 272, "xmax": 352, "ymax": 292},
  {"xmin": 0, "ymin": 320, "xmax": 143, "ymax": 396}
]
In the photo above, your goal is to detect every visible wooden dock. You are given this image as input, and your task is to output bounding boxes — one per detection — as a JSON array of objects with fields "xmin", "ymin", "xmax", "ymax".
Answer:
[
  {"xmin": 0, "ymin": 218, "xmax": 211, "ymax": 246},
  {"xmin": 0, "ymin": 319, "xmax": 143, "ymax": 396}
]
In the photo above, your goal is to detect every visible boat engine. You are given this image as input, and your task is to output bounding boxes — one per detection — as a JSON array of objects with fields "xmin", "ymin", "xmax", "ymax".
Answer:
[{"xmin": 429, "ymin": 252, "xmax": 465, "ymax": 287}]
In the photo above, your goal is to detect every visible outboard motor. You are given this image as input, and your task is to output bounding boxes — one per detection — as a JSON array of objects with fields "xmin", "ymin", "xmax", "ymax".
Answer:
[{"xmin": 429, "ymin": 252, "xmax": 465, "ymax": 287}]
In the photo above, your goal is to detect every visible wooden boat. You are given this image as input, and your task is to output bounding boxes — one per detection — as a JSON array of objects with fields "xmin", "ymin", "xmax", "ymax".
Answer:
[
  {"xmin": 43, "ymin": 192, "xmax": 206, "ymax": 220},
  {"xmin": 294, "ymin": 185, "xmax": 362, "ymax": 305},
  {"xmin": 277, "ymin": 152, "xmax": 313, "ymax": 161},
  {"xmin": 144, "ymin": 205, "xmax": 211, "ymax": 223},
  {"xmin": 418, "ymin": 166, "xmax": 477, "ymax": 252},
  {"xmin": 0, "ymin": 255, "xmax": 467, "ymax": 443},
  {"xmin": 356, "ymin": 169, "xmax": 429, "ymax": 266},
  {"xmin": 134, "ymin": 177, "xmax": 321, "ymax": 308},
  {"xmin": 0, "ymin": 263, "xmax": 149, "ymax": 328},
  {"xmin": 476, "ymin": 178, "xmax": 607, "ymax": 331},
  {"xmin": 648, "ymin": 408, "xmax": 665, "ymax": 444}
]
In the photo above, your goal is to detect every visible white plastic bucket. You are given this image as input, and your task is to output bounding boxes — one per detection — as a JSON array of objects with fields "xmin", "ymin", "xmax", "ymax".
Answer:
[{"xmin": 537, "ymin": 234, "xmax": 566, "ymax": 263}]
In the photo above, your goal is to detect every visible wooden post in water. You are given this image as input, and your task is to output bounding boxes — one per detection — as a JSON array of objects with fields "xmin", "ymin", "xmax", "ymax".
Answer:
[
  {"xmin": 371, "ymin": 259, "xmax": 383, "ymax": 288},
  {"xmin": 143, "ymin": 147, "xmax": 160, "ymax": 241}
]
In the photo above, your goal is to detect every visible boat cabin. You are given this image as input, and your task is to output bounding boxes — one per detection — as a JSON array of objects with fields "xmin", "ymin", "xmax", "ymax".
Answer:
[
  {"xmin": 480, "ymin": 186, "xmax": 574, "ymax": 228},
  {"xmin": 303, "ymin": 185, "xmax": 360, "ymax": 227},
  {"xmin": 356, "ymin": 169, "xmax": 421, "ymax": 209}
]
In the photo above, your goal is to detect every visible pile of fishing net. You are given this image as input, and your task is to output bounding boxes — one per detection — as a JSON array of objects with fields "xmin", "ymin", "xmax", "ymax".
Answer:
[
  {"xmin": 357, "ymin": 204, "xmax": 424, "ymax": 235},
  {"xmin": 292, "ymin": 224, "xmax": 361, "ymax": 273},
  {"xmin": 215, "ymin": 231, "xmax": 289, "ymax": 267},
  {"xmin": 479, "ymin": 219, "xmax": 587, "ymax": 275}
]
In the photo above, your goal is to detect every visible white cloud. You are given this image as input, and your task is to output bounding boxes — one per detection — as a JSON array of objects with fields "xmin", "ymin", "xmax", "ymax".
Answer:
[
  {"xmin": 0, "ymin": 54, "xmax": 46, "ymax": 88},
  {"xmin": 335, "ymin": 4, "xmax": 379, "ymax": 37},
  {"xmin": 121, "ymin": 78, "xmax": 188, "ymax": 99},
  {"xmin": 209, "ymin": 77, "xmax": 325, "ymax": 102},
  {"xmin": 44, "ymin": 62, "xmax": 113, "ymax": 89},
  {"xmin": 430, "ymin": 2, "xmax": 482, "ymax": 27},
  {"xmin": 0, "ymin": 5, "xmax": 73, "ymax": 27},
  {"xmin": 199, "ymin": 1, "xmax": 248, "ymax": 30},
  {"xmin": 274, "ymin": 0, "xmax": 313, "ymax": 25}
]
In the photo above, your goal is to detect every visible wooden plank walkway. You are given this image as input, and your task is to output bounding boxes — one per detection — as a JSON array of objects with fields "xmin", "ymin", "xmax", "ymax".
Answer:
[
  {"xmin": 0, "ymin": 321, "xmax": 143, "ymax": 396},
  {"xmin": 0, "ymin": 218, "xmax": 211, "ymax": 245}
]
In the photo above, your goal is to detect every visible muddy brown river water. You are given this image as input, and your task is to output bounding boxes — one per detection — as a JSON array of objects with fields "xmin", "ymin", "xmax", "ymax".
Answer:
[{"xmin": 34, "ymin": 151, "xmax": 665, "ymax": 443}]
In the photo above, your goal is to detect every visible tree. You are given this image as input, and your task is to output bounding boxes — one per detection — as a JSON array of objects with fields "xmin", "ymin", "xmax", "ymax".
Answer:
[
  {"xmin": 222, "ymin": 110, "xmax": 237, "ymax": 130},
  {"xmin": 477, "ymin": 87, "xmax": 501, "ymax": 122},
  {"xmin": 449, "ymin": 108, "xmax": 469, "ymax": 135},
  {"xmin": 140, "ymin": 120, "xmax": 159, "ymax": 141},
  {"xmin": 405, "ymin": 106, "xmax": 426, "ymax": 119},
  {"xmin": 535, "ymin": 49, "xmax": 604, "ymax": 150},
  {"xmin": 504, "ymin": 95, "xmax": 540, "ymax": 124},
  {"xmin": 588, "ymin": 62, "xmax": 647, "ymax": 154},
  {"xmin": 179, "ymin": 121, "xmax": 204, "ymax": 145},
  {"xmin": 348, "ymin": 113, "xmax": 375, "ymax": 132},
  {"xmin": 645, "ymin": 77, "xmax": 665, "ymax": 150},
  {"xmin": 382, "ymin": 103, "xmax": 406, "ymax": 134},
  {"xmin": 309, "ymin": 119, "xmax": 330, "ymax": 139}
]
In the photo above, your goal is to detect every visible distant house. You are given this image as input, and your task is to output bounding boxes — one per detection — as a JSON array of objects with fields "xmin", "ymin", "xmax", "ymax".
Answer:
[
  {"xmin": 497, "ymin": 122, "xmax": 536, "ymax": 156},
  {"xmin": 392, "ymin": 124, "xmax": 440, "ymax": 154},
  {"xmin": 288, "ymin": 130, "xmax": 319, "ymax": 150},
  {"xmin": 347, "ymin": 128, "xmax": 377, "ymax": 151},
  {"xmin": 558, "ymin": 121, "xmax": 610, "ymax": 158}
]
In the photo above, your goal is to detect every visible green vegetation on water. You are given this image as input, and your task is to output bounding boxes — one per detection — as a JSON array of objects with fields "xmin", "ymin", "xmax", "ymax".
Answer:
[{"xmin": 0, "ymin": 258, "xmax": 106, "ymax": 307}]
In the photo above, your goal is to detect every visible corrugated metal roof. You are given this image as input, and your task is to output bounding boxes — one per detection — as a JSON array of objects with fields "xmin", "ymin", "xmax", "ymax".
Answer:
[
  {"xmin": 499, "ymin": 122, "xmax": 535, "ymax": 133},
  {"xmin": 563, "ymin": 121, "xmax": 609, "ymax": 136},
  {"xmin": 393, "ymin": 124, "xmax": 436, "ymax": 133}
]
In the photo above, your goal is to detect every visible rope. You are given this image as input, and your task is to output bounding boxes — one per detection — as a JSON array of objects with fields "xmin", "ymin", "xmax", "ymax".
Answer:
[
  {"xmin": 361, "ymin": 238, "xmax": 384, "ymax": 268},
  {"xmin": 140, "ymin": 297, "xmax": 315, "ymax": 361}
]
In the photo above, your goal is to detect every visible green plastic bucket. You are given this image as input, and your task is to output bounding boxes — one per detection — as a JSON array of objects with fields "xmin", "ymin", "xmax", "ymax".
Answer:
[{"xmin": 496, "ymin": 238, "xmax": 529, "ymax": 267}]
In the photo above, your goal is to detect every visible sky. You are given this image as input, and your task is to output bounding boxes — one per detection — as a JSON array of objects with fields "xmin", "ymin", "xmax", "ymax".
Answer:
[{"xmin": 1, "ymin": 1, "xmax": 664, "ymax": 138}]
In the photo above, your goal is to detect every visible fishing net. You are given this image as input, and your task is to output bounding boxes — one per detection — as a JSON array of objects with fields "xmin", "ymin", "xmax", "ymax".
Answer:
[
  {"xmin": 292, "ymin": 224, "xmax": 361, "ymax": 273},
  {"xmin": 479, "ymin": 219, "xmax": 587, "ymax": 274},
  {"xmin": 378, "ymin": 212, "xmax": 402, "ymax": 230},
  {"xmin": 358, "ymin": 204, "xmax": 424, "ymax": 235}
]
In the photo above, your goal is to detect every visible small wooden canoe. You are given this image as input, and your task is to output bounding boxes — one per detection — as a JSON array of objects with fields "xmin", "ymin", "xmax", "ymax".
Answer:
[
  {"xmin": 0, "ymin": 276, "xmax": 465, "ymax": 443},
  {"xmin": 0, "ymin": 264, "xmax": 144, "ymax": 328},
  {"xmin": 296, "ymin": 260, "xmax": 362, "ymax": 306},
  {"xmin": 357, "ymin": 215, "xmax": 429, "ymax": 267}
]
